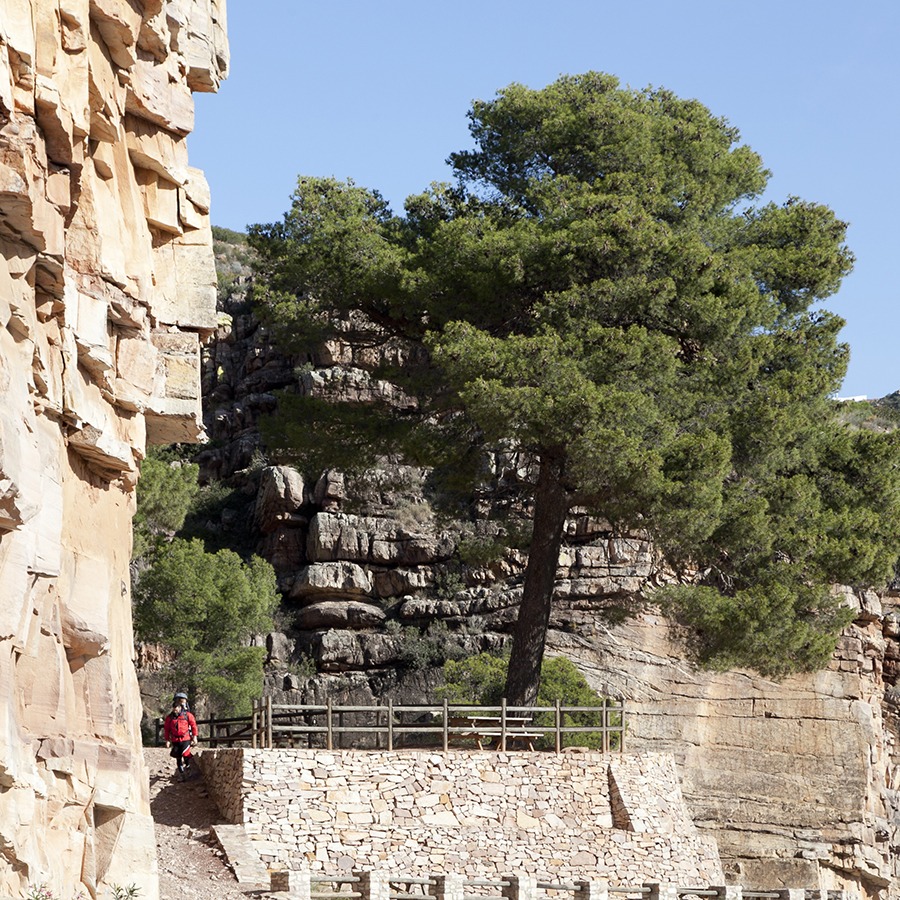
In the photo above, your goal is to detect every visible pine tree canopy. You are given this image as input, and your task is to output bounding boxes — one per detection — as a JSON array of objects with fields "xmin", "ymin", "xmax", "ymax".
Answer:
[{"xmin": 249, "ymin": 72, "xmax": 900, "ymax": 702}]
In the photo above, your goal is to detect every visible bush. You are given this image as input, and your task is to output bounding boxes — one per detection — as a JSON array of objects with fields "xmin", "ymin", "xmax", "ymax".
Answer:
[
  {"xmin": 397, "ymin": 621, "xmax": 467, "ymax": 669},
  {"xmin": 212, "ymin": 225, "xmax": 247, "ymax": 244},
  {"xmin": 133, "ymin": 538, "xmax": 279, "ymax": 713},
  {"xmin": 441, "ymin": 652, "xmax": 617, "ymax": 749}
]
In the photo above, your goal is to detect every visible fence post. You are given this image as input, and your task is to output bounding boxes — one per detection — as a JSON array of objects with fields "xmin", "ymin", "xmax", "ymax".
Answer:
[
  {"xmin": 265, "ymin": 695, "xmax": 272, "ymax": 748},
  {"xmin": 270, "ymin": 870, "xmax": 311, "ymax": 898},
  {"xmin": 355, "ymin": 871, "xmax": 391, "ymax": 900},
  {"xmin": 620, "ymin": 700, "xmax": 625, "ymax": 753},
  {"xmin": 555, "ymin": 699, "xmax": 562, "ymax": 753},
  {"xmin": 387, "ymin": 698, "xmax": 394, "ymax": 751},
  {"xmin": 434, "ymin": 875, "xmax": 465, "ymax": 900},
  {"xmin": 503, "ymin": 874, "xmax": 537, "ymax": 900},
  {"xmin": 501, "ymin": 696, "xmax": 507, "ymax": 751},
  {"xmin": 575, "ymin": 880, "xmax": 609, "ymax": 900},
  {"xmin": 326, "ymin": 697, "xmax": 333, "ymax": 751},
  {"xmin": 644, "ymin": 884, "xmax": 678, "ymax": 900},
  {"xmin": 711, "ymin": 887, "xmax": 742, "ymax": 900},
  {"xmin": 252, "ymin": 701, "xmax": 258, "ymax": 749},
  {"xmin": 602, "ymin": 698, "xmax": 610, "ymax": 754},
  {"xmin": 443, "ymin": 698, "xmax": 449, "ymax": 752},
  {"xmin": 156, "ymin": 717, "xmax": 163, "ymax": 746},
  {"xmin": 208, "ymin": 713, "xmax": 216, "ymax": 748}
]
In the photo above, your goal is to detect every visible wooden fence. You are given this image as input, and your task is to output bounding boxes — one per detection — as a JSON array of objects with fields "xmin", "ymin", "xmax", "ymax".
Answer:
[
  {"xmin": 155, "ymin": 699, "xmax": 625, "ymax": 752},
  {"xmin": 249, "ymin": 698, "xmax": 624, "ymax": 752}
]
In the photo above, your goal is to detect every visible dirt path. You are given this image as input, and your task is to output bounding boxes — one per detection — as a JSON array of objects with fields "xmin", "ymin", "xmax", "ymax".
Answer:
[{"xmin": 145, "ymin": 748, "xmax": 253, "ymax": 900}]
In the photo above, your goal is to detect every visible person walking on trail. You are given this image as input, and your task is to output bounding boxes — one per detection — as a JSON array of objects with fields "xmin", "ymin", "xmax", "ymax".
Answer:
[{"xmin": 164, "ymin": 697, "xmax": 198, "ymax": 777}]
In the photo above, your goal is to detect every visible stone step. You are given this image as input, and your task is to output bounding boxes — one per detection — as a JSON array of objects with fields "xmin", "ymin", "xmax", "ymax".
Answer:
[{"xmin": 210, "ymin": 823, "xmax": 270, "ymax": 886}]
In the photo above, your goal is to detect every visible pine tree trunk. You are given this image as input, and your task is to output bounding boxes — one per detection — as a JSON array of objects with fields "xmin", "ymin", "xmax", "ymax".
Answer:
[{"xmin": 504, "ymin": 453, "xmax": 570, "ymax": 707}]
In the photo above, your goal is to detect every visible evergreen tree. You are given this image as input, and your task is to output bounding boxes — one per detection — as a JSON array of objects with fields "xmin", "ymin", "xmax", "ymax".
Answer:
[
  {"xmin": 133, "ymin": 537, "xmax": 279, "ymax": 714},
  {"xmin": 249, "ymin": 72, "xmax": 900, "ymax": 703}
]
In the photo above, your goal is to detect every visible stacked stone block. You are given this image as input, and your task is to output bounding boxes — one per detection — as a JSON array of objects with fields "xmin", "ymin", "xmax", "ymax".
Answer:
[{"xmin": 200, "ymin": 749, "xmax": 722, "ymax": 885}]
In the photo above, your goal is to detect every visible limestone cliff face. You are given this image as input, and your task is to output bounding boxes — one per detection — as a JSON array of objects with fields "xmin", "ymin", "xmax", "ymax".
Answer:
[
  {"xmin": 552, "ymin": 595, "xmax": 900, "ymax": 899},
  {"xmin": 0, "ymin": 2, "xmax": 226, "ymax": 896},
  {"xmin": 190, "ymin": 262, "xmax": 900, "ymax": 900}
]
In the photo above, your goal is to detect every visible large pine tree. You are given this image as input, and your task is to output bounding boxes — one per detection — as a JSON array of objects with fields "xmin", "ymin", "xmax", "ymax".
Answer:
[{"xmin": 249, "ymin": 73, "xmax": 900, "ymax": 704}]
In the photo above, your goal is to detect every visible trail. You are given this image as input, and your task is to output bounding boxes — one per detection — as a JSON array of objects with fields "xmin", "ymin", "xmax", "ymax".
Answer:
[{"xmin": 145, "ymin": 748, "xmax": 254, "ymax": 900}]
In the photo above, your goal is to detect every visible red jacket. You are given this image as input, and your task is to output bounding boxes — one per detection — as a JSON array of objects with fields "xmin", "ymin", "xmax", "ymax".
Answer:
[{"xmin": 164, "ymin": 709, "xmax": 198, "ymax": 743}]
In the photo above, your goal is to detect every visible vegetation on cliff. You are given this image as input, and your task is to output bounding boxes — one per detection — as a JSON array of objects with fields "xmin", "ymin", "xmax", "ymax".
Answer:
[
  {"xmin": 248, "ymin": 72, "xmax": 900, "ymax": 701},
  {"xmin": 133, "ymin": 449, "xmax": 279, "ymax": 714}
]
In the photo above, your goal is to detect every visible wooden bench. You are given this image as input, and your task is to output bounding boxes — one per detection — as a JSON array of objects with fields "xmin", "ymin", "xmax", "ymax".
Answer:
[{"xmin": 448, "ymin": 715, "xmax": 542, "ymax": 750}]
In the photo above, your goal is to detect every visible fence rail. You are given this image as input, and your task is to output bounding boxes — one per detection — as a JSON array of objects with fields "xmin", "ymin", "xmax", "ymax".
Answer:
[
  {"xmin": 156, "ymin": 698, "xmax": 625, "ymax": 753},
  {"xmin": 267, "ymin": 873, "xmax": 847, "ymax": 900}
]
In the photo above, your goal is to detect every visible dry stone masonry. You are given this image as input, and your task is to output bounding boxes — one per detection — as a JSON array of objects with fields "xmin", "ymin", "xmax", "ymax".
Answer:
[
  {"xmin": 0, "ymin": 1, "xmax": 227, "ymax": 896},
  {"xmin": 199, "ymin": 748, "xmax": 723, "ymax": 885}
]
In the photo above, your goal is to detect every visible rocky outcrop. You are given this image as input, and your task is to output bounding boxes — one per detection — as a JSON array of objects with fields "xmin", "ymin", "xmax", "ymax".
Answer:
[
  {"xmin": 188, "ymin": 260, "xmax": 900, "ymax": 900},
  {"xmin": 0, "ymin": 2, "xmax": 227, "ymax": 897},
  {"xmin": 550, "ymin": 593, "xmax": 900, "ymax": 899}
]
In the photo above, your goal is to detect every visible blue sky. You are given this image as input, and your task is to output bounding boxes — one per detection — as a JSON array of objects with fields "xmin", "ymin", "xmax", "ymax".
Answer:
[{"xmin": 190, "ymin": 1, "xmax": 899, "ymax": 398}]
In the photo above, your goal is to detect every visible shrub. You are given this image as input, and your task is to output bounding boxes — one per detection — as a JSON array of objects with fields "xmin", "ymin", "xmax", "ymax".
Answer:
[
  {"xmin": 133, "ymin": 538, "xmax": 279, "ymax": 714},
  {"xmin": 441, "ymin": 652, "xmax": 617, "ymax": 749},
  {"xmin": 397, "ymin": 621, "xmax": 467, "ymax": 669}
]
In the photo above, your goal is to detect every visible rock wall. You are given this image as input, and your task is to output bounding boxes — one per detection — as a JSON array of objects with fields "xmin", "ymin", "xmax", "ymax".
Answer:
[
  {"xmin": 199, "ymin": 747, "xmax": 724, "ymax": 884},
  {"xmin": 0, "ymin": 1, "xmax": 227, "ymax": 896},
  {"xmin": 555, "ymin": 600, "xmax": 900, "ymax": 899},
  {"xmin": 186, "ymin": 259, "xmax": 900, "ymax": 900}
]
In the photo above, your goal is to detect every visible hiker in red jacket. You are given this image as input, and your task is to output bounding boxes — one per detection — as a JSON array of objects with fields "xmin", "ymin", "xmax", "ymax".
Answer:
[{"xmin": 164, "ymin": 697, "xmax": 198, "ymax": 776}]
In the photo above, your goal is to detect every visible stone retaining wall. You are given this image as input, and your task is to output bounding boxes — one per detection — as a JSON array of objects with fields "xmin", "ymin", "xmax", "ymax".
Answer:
[{"xmin": 199, "ymin": 749, "xmax": 723, "ymax": 884}]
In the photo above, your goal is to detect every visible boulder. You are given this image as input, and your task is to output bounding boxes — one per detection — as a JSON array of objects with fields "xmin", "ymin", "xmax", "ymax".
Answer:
[
  {"xmin": 289, "ymin": 562, "xmax": 374, "ymax": 600},
  {"xmin": 294, "ymin": 600, "xmax": 386, "ymax": 630},
  {"xmin": 255, "ymin": 465, "xmax": 307, "ymax": 533}
]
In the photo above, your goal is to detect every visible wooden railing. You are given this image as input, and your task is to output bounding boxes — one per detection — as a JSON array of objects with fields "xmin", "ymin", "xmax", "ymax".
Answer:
[
  {"xmin": 153, "ymin": 711, "xmax": 262, "ymax": 747},
  {"xmin": 156, "ymin": 699, "xmax": 625, "ymax": 752},
  {"xmin": 247, "ymin": 698, "xmax": 625, "ymax": 752}
]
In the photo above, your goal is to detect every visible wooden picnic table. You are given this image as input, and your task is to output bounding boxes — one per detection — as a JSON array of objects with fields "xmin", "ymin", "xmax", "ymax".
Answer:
[{"xmin": 448, "ymin": 714, "xmax": 542, "ymax": 750}]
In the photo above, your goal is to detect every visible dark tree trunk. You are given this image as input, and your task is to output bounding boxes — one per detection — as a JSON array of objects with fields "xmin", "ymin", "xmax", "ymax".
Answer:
[{"xmin": 504, "ymin": 453, "xmax": 570, "ymax": 707}]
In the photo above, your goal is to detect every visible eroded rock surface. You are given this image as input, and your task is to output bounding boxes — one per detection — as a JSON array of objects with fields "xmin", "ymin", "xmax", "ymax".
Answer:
[
  {"xmin": 0, "ymin": 1, "xmax": 227, "ymax": 896},
  {"xmin": 187, "ymin": 262, "xmax": 900, "ymax": 900}
]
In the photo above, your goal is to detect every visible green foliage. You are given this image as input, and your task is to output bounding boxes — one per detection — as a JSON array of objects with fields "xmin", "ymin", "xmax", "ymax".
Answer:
[
  {"xmin": 179, "ymin": 480, "xmax": 258, "ymax": 556},
  {"xmin": 250, "ymin": 71, "xmax": 898, "ymax": 689},
  {"xmin": 441, "ymin": 653, "xmax": 614, "ymax": 748},
  {"xmin": 212, "ymin": 225, "xmax": 247, "ymax": 244},
  {"xmin": 660, "ymin": 583, "xmax": 852, "ymax": 677},
  {"xmin": 110, "ymin": 887, "xmax": 141, "ymax": 900},
  {"xmin": 397, "ymin": 620, "xmax": 466, "ymax": 669},
  {"xmin": 432, "ymin": 567, "xmax": 465, "ymax": 601},
  {"xmin": 457, "ymin": 534, "xmax": 506, "ymax": 567},
  {"xmin": 441, "ymin": 651, "xmax": 508, "ymax": 704},
  {"xmin": 133, "ymin": 538, "xmax": 279, "ymax": 713},
  {"xmin": 839, "ymin": 395, "xmax": 900, "ymax": 432},
  {"xmin": 133, "ymin": 450, "xmax": 199, "ymax": 561}
]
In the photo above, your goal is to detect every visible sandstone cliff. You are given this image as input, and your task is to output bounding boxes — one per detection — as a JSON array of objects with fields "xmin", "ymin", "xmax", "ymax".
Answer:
[
  {"xmin": 0, "ymin": 1, "xmax": 226, "ymax": 896},
  {"xmin": 183, "ymin": 249, "xmax": 900, "ymax": 900}
]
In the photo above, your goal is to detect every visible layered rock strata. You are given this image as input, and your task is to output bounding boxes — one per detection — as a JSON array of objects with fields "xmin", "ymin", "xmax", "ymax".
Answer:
[
  {"xmin": 0, "ymin": 1, "xmax": 227, "ymax": 896},
  {"xmin": 199, "ymin": 747, "xmax": 724, "ymax": 884},
  {"xmin": 190, "ymin": 264, "xmax": 900, "ymax": 900}
]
